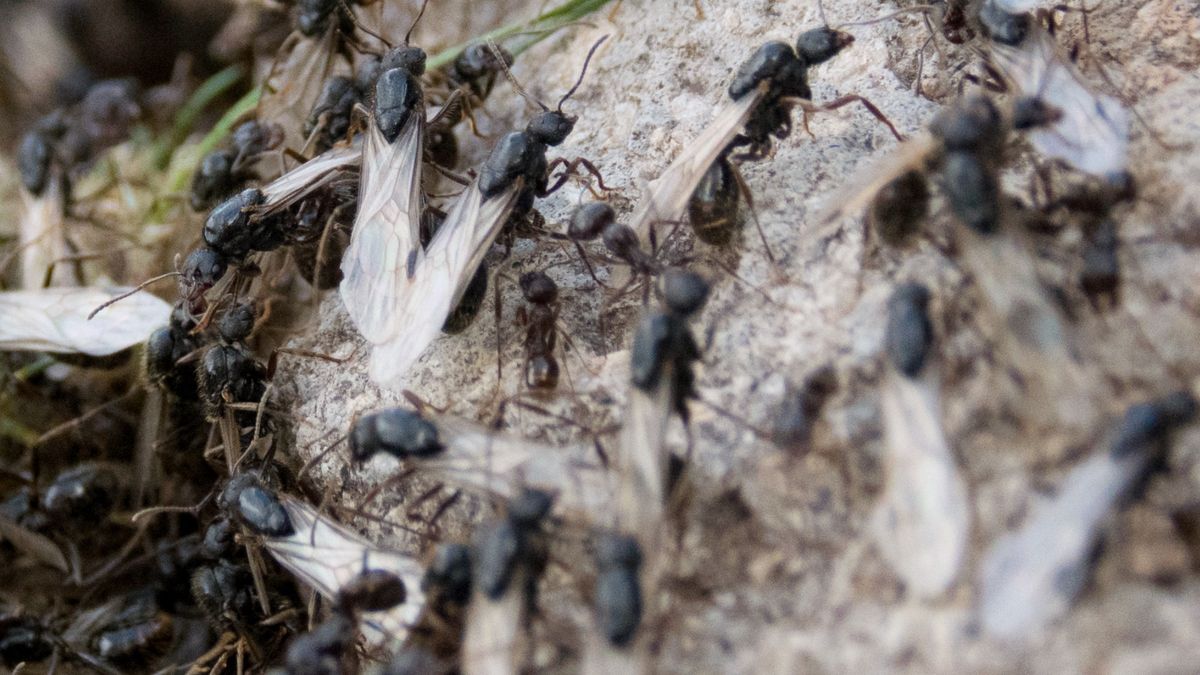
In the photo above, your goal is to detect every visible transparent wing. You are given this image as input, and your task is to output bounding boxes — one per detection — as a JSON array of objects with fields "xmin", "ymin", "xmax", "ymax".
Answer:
[
  {"xmin": 462, "ymin": 581, "xmax": 527, "ymax": 675},
  {"xmin": 367, "ymin": 181, "xmax": 519, "ymax": 388},
  {"xmin": 339, "ymin": 116, "xmax": 425, "ymax": 342},
  {"xmin": 874, "ymin": 373, "xmax": 969, "ymax": 598},
  {"xmin": 262, "ymin": 496, "xmax": 426, "ymax": 648},
  {"xmin": 259, "ymin": 142, "xmax": 362, "ymax": 211},
  {"xmin": 979, "ymin": 437, "xmax": 1149, "ymax": 639},
  {"xmin": 20, "ymin": 178, "xmax": 69, "ymax": 289},
  {"xmin": 258, "ymin": 30, "xmax": 339, "ymax": 152},
  {"xmin": 614, "ymin": 365, "xmax": 674, "ymax": 537},
  {"xmin": 985, "ymin": 23, "xmax": 1129, "ymax": 177},
  {"xmin": 0, "ymin": 287, "xmax": 171, "ymax": 356},
  {"xmin": 404, "ymin": 415, "xmax": 610, "ymax": 524},
  {"xmin": 815, "ymin": 133, "xmax": 938, "ymax": 224},
  {"xmin": 629, "ymin": 87, "xmax": 766, "ymax": 243},
  {"xmin": 990, "ymin": 0, "xmax": 1052, "ymax": 11}
]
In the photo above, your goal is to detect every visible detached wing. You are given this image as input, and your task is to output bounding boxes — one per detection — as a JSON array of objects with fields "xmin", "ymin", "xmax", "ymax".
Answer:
[
  {"xmin": 262, "ymin": 496, "xmax": 426, "ymax": 648},
  {"xmin": 628, "ymin": 87, "xmax": 766, "ymax": 243},
  {"xmin": 0, "ymin": 287, "xmax": 171, "ymax": 356},
  {"xmin": 985, "ymin": 24, "xmax": 1129, "ymax": 177},
  {"xmin": 368, "ymin": 180, "xmax": 518, "ymax": 388},
  {"xmin": 339, "ymin": 115, "xmax": 425, "ymax": 342}
]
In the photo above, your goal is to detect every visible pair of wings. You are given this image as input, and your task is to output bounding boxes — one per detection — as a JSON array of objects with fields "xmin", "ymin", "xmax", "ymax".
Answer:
[
  {"xmin": 262, "ymin": 495, "xmax": 427, "ymax": 649},
  {"xmin": 338, "ymin": 109, "xmax": 519, "ymax": 388},
  {"xmin": 983, "ymin": 21, "xmax": 1130, "ymax": 178}
]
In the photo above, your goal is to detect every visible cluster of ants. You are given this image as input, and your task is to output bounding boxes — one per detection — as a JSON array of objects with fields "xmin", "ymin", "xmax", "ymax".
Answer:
[{"xmin": 2, "ymin": 0, "xmax": 1196, "ymax": 672}]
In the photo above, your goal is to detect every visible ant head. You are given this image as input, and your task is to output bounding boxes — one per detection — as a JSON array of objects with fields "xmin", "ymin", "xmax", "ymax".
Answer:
[
  {"xmin": 569, "ymin": 202, "xmax": 616, "ymax": 241},
  {"xmin": 661, "ymin": 268, "xmax": 710, "ymax": 317},
  {"xmin": 527, "ymin": 110, "xmax": 575, "ymax": 146},
  {"xmin": 930, "ymin": 94, "xmax": 1002, "ymax": 152},
  {"xmin": 178, "ymin": 248, "xmax": 227, "ymax": 303},
  {"xmin": 382, "ymin": 46, "xmax": 427, "ymax": 77},
  {"xmin": 519, "ymin": 271, "xmax": 559, "ymax": 305},
  {"xmin": 795, "ymin": 26, "xmax": 854, "ymax": 66},
  {"xmin": 509, "ymin": 488, "xmax": 554, "ymax": 527}
]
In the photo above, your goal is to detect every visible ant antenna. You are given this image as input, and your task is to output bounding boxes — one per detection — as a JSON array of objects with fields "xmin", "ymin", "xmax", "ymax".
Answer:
[
  {"xmin": 337, "ymin": 0, "xmax": 391, "ymax": 48},
  {"xmin": 839, "ymin": 5, "xmax": 937, "ymax": 28},
  {"xmin": 490, "ymin": 39, "xmax": 549, "ymax": 112},
  {"xmin": 87, "ymin": 271, "xmax": 179, "ymax": 320},
  {"xmin": 405, "ymin": 0, "xmax": 430, "ymax": 46},
  {"xmin": 556, "ymin": 35, "xmax": 609, "ymax": 113}
]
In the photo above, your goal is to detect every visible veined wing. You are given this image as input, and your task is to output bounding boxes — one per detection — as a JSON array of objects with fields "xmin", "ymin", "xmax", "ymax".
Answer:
[
  {"xmin": 259, "ymin": 29, "xmax": 339, "ymax": 152},
  {"xmin": 985, "ymin": 23, "xmax": 1129, "ymax": 177},
  {"xmin": 412, "ymin": 415, "xmax": 610, "ymax": 523},
  {"xmin": 262, "ymin": 496, "xmax": 426, "ymax": 647},
  {"xmin": 816, "ymin": 133, "xmax": 938, "ymax": 224},
  {"xmin": 462, "ymin": 575, "xmax": 528, "ymax": 675},
  {"xmin": 979, "ymin": 435, "xmax": 1151, "ymax": 639},
  {"xmin": 259, "ymin": 142, "xmax": 362, "ymax": 210},
  {"xmin": 367, "ymin": 181, "xmax": 519, "ymax": 388},
  {"xmin": 874, "ymin": 373, "xmax": 969, "ymax": 598},
  {"xmin": 0, "ymin": 287, "xmax": 171, "ymax": 356},
  {"xmin": 629, "ymin": 86, "xmax": 766, "ymax": 243},
  {"xmin": 339, "ymin": 116, "xmax": 425, "ymax": 342},
  {"xmin": 615, "ymin": 365, "xmax": 674, "ymax": 536}
]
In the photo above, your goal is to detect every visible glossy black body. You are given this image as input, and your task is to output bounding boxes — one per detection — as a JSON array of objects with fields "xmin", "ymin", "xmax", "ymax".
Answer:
[
  {"xmin": 179, "ymin": 247, "xmax": 228, "ymax": 309},
  {"xmin": 218, "ymin": 303, "xmax": 257, "ymax": 343},
  {"xmin": 885, "ymin": 282, "xmax": 933, "ymax": 377},
  {"xmin": 42, "ymin": 463, "xmax": 121, "ymax": 526},
  {"xmin": 349, "ymin": 408, "xmax": 444, "ymax": 462},
  {"xmin": 219, "ymin": 472, "xmax": 294, "ymax": 537},
  {"xmin": 203, "ymin": 188, "xmax": 284, "ymax": 260},
  {"xmin": 795, "ymin": 26, "xmax": 854, "ymax": 66},
  {"xmin": 306, "ymin": 76, "xmax": 359, "ymax": 152},
  {"xmin": 18, "ymin": 131, "xmax": 52, "ymax": 196},
  {"xmin": 520, "ymin": 272, "xmax": 560, "ymax": 390},
  {"xmin": 451, "ymin": 43, "xmax": 513, "ymax": 98},
  {"xmin": 374, "ymin": 68, "xmax": 422, "ymax": 143},
  {"xmin": 442, "ymin": 262, "xmax": 489, "ymax": 334},
  {"xmin": 336, "ymin": 569, "xmax": 407, "ymax": 613},
  {"xmin": 688, "ymin": 156, "xmax": 740, "ymax": 245},
  {"xmin": 198, "ymin": 343, "xmax": 267, "ymax": 420},
  {"xmin": 283, "ymin": 613, "xmax": 355, "ymax": 675},
  {"xmin": 569, "ymin": 202, "xmax": 616, "ymax": 241},
  {"xmin": 594, "ymin": 534, "xmax": 642, "ymax": 646},
  {"xmin": 870, "ymin": 170, "xmax": 929, "ymax": 246},
  {"xmin": 1081, "ymin": 218, "xmax": 1119, "ymax": 306},
  {"xmin": 1110, "ymin": 392, "xmax": 1197, "ymax": 459},
  {"xmin": 190, "ymin": 149, "xmax": 237, "ymax": 211},
  {"xmin": 424, "ymin": 543, "xmax": 473, "ymax": 608},
  {"xmin": 479, "ymin": 110, "xmax": 574, "ymax": 207},
  {"xmin": 978, "ymin": 1, "xmax": 1029, "ymax": 45},
  {"xmin": 471, "ymin": 489, "xmax": 553, "ymax": 599},
  {"xmin": 191, "ymin": 559, "xmax": 256, "ymax": 631},
  {"xmin": 0, "ymin": 616, "xmax": 54, "ymax": 668},
  {"xmin": 940, "ymin": 152, "xmax": 999, "ymax": 234}
]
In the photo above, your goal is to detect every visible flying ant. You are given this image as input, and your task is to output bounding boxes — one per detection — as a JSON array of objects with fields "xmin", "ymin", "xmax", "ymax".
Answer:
[
  {"xmin": 625, "ymin": 25, "xmax": 902, "ymax": 257},
  {"xmin": 352, "ymin": 35, "xmax": 611, "ymax": 389}
]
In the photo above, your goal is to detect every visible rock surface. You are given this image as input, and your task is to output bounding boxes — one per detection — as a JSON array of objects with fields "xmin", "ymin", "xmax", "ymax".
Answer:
[{"xmin": 278, "ymin": 0, "xmax": 1200, "ymax": 671}]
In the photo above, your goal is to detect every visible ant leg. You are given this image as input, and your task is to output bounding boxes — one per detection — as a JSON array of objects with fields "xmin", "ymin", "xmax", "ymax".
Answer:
[
  {"xmin": 427, "ymin": 88, "xmax": 465, "ymax": 128},
  {"xmin": 544, "ymin": 157, "xmax": 612, "ymax": 195},
  {"xmin": 801, "ymin": 96, "xmax": 905, "ymax": 142},
  {"xmin": 727, "ymin": 161, "xmax": 780, "ymax": 271},
  {"xmin": 266, "ymin": 345, "xmax": 357, "ymax": 379}
]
